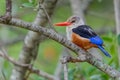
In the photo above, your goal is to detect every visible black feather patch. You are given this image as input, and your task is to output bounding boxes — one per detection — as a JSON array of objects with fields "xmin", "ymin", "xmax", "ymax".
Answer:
[{"xmin": 72, "ymin": 25, "xmax": 97, "ymax": 38}]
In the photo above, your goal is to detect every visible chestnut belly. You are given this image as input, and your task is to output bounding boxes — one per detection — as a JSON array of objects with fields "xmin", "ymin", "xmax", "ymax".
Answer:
[{"xmin": 71, "ymin": 33, "xmax": 97, "ymax": 50}]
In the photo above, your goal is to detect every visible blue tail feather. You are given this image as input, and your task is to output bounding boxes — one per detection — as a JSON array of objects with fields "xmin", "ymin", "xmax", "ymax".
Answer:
[{"xmin": 97, "ymin": 45, "xmax": 111, "ymax": 58}]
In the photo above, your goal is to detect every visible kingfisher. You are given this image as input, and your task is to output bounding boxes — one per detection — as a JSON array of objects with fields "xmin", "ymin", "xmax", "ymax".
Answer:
[{"xmin": 54, "ymin": 16, "xmax": 111, "ymax": 57}]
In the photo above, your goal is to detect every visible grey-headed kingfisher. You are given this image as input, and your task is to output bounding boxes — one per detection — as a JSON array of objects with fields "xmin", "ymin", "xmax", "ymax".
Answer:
[{"xmin": 54, "ymin": 16, "xmax": 111, "ymax": 57}]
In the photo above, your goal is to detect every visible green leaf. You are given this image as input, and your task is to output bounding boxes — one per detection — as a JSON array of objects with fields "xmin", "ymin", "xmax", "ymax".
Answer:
[
  {"xmin": 110, "ymin": 44, "xmax": 115, "ymax": 53},
  {"xmin": 22, "ymin": 3, "xmax": 34, "ymax": 8},
  {"xmin": 101, "ymin": 36, "xmax": 112, "ymax": 42},
  {"xmin": 118, "ymin": 34, "xmax": 120, "ymax": 45}
]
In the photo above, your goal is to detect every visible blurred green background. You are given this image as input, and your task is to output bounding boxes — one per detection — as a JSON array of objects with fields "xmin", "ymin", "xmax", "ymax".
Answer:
[{"xmin": 0, "ymin": 0, "xmax": 119, "ymax": 80}]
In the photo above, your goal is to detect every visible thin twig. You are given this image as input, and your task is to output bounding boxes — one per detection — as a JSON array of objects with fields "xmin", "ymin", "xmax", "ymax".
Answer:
[
  {"xmin": 54, "ymin": 53, "xmax": 63, "ymax": 80},
  {"xmin": 61, "ymin": 57, "xmax": 68, "ymax": 80},
  {"xmin": 39, "ymin": 2, "xmax": 57, "ymax": 31},
  {"xmin": 0, "ymin": 49, "xmax": 29, "ymax": 67},
  {"xmin": 0, "ymin": 50, "xmax": 55, "ymax": 80},
  {"xmin": 1, "ymin": 0, "xmax": 12, "ymax": 22}
]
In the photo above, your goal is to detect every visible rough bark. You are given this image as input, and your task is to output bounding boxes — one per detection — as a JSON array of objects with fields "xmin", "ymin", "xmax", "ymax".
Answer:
[
  {"xmin": 10, "ymin": 0, "xmax": 57, "ymax": 80},
  {"xmin": 114, "ymin": 0, "xmax": 120, "ymax": 66}
]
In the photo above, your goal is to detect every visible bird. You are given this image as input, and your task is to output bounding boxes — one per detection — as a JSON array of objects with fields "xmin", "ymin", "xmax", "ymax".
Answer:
[{"xmin": 54, "ymin": 16, "xmax": 111, "ymax": 58}]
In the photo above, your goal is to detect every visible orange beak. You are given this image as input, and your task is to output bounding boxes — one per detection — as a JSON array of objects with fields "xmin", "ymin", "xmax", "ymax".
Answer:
[{"xmin": 54, "ymin": 22, "xmax": 72, "ymax": 26}]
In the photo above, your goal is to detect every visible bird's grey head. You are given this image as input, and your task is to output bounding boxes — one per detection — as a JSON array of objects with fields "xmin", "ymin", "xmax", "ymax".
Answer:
[{"xmin": 67, "ymin": 16, "xmax": 85, "ymax": 27}]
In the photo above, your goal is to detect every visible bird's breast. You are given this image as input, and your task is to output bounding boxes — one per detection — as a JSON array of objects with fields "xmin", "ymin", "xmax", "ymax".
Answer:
[{"xmin": 71, "ymin": 32, "xmax": 97, "ymax": 50}]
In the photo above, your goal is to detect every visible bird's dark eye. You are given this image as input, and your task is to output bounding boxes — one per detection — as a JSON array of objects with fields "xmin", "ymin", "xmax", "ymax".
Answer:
[{"xmin": 71, "ymin": 20, "xmax": 75, "ymax": 23}]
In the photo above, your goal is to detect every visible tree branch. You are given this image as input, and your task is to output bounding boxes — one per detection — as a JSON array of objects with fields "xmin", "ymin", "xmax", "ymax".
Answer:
[
  {"xmin": 0, "ymin": 18, "xmax": 119, "ymax": 79},
  {"xmin": 6, "ymin": 0, "xmax": 12, "ymax": 17},
  {"xmin": 0, "ymin": 0, "xmax": 12, "ymax": 22},
  {"xmin": 39, "ymin": 2, "xmax": 56, "ymax": 31},
  {"xmin": 0, "ymin": 50, "xmax": 55, "ymax": 80}
]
